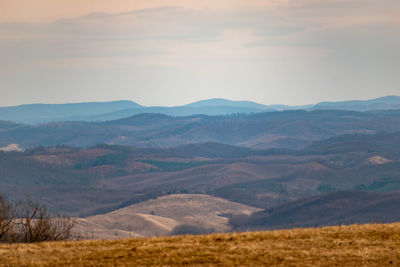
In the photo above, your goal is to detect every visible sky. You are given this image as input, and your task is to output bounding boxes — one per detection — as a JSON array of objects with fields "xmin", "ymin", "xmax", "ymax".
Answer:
[{"xmin": 0, "ymin": 0, "xmax": 399, "ymax": 107}]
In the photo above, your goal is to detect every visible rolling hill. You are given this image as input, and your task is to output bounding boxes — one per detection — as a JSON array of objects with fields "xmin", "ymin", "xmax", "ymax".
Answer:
[
  {"xmin": 230, "ymin": 191, "xmax": 400, "ymax": 230},
  {"xmin": 73, "ymin": 194, "xmax": 261, "ymax": 239},
  {"xmin": 2, "ymin": 109, "xmax": 400, "ymax": 150},
  {"xmin": 307, "ymin": 131, "xmax": 400, "ymax": 154},
  {"xmin": 1, "ymin": 131, "xmax": 400, "ymax": 217}
]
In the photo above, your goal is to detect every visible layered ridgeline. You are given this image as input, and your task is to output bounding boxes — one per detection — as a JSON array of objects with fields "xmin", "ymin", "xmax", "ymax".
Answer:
[
  {"xmin": 1, "ymin": 132, "xmax": 400, "ymax": 222},
  {"xmin": 0, "ymin": 99, "xmax": 273, "ymax": 124},
  {"xmin": 2, "ymin": 109, "xmax": 400, "ymax": 150},
  {"xmin": 1, "ymin": 96, "xmax": 400, "ymax": 236},
  {"xmin": 0, "ymin": 96, "xmax": 399, "ymax": 124}
]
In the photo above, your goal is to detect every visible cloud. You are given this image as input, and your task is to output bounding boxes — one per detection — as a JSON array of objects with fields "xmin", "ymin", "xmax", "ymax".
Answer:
[
  {"xmin": 248, "ymin": 22, "xmax": 400, "ymax": 50},
  {"xmin": 0, "ymin": 1, "xmax": 399, "ymax": 106},
  {"xmin": 284, "ymin": 0, "xmax": 400, "ymax": 9}
]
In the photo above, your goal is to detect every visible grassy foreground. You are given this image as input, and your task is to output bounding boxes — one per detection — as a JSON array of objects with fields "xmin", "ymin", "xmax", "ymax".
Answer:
[{"xmin": 0, "ymin": 223, "xmax": 399, "ymax": 266}]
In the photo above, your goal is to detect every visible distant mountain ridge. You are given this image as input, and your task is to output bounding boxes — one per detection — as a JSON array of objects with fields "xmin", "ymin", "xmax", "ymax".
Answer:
[
  {"xmin": 2, "ymin": 109, "xmax": 400, "ymax": 150},
  {"xmin": 1, "ymin": 96, "xmax": 399, "ymax": 124},
  {"xmin": 0, "ymin": 100, "xmax": 141, "ymax": 124},
  {"xmin": 312, "ymin": 96, "xmax": 400, "ymax": 111}
]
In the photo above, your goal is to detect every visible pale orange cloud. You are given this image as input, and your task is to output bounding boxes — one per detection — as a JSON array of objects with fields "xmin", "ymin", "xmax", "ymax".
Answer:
[
  {"xmin": 0, "ymin": 0, "xmax": 275, "ymax": 22},
  {"xmin": 0, "ymin": 0, "xmax": 399, "ymax": 107},
  {"xmin": 1, "ymin": 0, "xmax": 398, "ymax": 26}
]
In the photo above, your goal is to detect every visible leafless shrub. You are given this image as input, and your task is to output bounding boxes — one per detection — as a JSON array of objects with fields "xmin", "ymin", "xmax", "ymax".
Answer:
[
  {"xmin": 0, "ymin": 195, "xmax": 16, "ymax": 242},
  {"xmin": 0, "ymin": 195, "xmax": 75, "ymax": 243},
  {"xmin": 17, "ymin": 201, "xmax": 75, "ymax": 243}
]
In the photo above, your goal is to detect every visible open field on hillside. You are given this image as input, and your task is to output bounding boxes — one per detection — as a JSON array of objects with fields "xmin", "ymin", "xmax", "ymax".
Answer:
[
  {"xmin": 0, "ymin": 223, "xmax": 399, "ymax": 266},
  {"xmin": 74, "ymin": 194, "xmax": 261, "ymax": 238}
]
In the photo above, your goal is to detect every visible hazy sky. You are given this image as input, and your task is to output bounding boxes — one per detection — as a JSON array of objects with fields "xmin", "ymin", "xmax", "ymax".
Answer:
[{"xmin": 1, "ymin": 0, "xmax": 399, "ymax": 107}]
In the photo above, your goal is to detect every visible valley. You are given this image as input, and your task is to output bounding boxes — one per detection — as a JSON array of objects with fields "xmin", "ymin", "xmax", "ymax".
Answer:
[
  {"xmin": 0, "ymin": 129, "xmax": 400, "ymax": 233},
  {"xmin": 2, "ymin": 109, "xmax": 400, "ymax": 149},
  {"xmin": 2, "ymin": 0, "xmax": 399, "ymax": 264},
  {"xmin": 1, "ymin": 97, "xmax": 400, "ymax": 239}
]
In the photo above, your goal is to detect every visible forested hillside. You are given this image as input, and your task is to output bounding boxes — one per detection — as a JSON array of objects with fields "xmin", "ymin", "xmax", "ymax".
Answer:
[
  {"xmin": 2, "ymin": 110, "xmax": 400, "ymax": 150},
  {"xmin": 1, "ymin": 131, "xmax": 400, "ymax": 218}
]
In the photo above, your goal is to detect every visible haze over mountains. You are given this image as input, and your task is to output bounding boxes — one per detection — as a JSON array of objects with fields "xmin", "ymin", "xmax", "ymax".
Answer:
[
  {"xmin": 1, "ymin": 95, "xmax": 400, "ymax": 236},
  {"xmin": 2, "ymin": 109, "xmax": 400, "ymax": 150},
  {"xmin": 2, "ymin": 0, "xmax": 399, "ymax": 248},
  {"xmin": 1, "ymin": 96, "xmax": 399, "ymax": 124}
]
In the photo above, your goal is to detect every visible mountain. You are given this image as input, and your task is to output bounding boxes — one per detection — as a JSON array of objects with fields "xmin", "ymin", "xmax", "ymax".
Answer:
[
  {"xmin": 74, "ymin": 194, "xmax": 261, "ymax": 239},
  {"xmin": 89, "ymin": 105, "xmax": 270, "ymax": 121},
  {"xmin": 1, "ymin": 96, "xmax": 399, "ymax": 124},
  {"xmin": 2, "ymin": 109, "xmax": 400, "ymax": 150},
  {"xmin": 312, "ymin": 95, "xmax": 400, "ymax": 112},
  {"xmin": 0, "ymin": 100, "xmax": 142, "ymax": 124},
  {"xmin": 0, "ymin": 99, "xmax": 271, "ymax": 124},
  {"xmin": 185, "ymin": 98, "xmax": 268, "ymax": 109},
  {"xmin": 230, "ymin": 191, "xmax": 400, "ymax": 230},
  {"xmin": 0, "ymin": 120, "xmax": 20, "ymax": 129}
]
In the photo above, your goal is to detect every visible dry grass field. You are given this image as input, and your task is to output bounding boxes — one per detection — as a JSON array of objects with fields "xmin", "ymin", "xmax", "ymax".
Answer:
[
  {"xmin": 74, "ymin": 194, "xmax": 261, "ymax": 238},
  {"xmin": 0, "ymin": 223, "xmax": 399, "ymax": 266}
]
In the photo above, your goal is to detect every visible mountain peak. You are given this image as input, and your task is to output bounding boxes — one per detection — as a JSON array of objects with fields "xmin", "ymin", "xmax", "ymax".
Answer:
[{"xmin": 186, "ymin": 98, "xmax": 267, "ymax": 109}]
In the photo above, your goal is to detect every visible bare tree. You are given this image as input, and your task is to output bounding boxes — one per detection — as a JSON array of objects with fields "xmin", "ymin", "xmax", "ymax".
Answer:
[
  {"xmin": 0, "ymin": 195, "xmax": 16, "ymax": 242},
  {"xmin": 17, "ymin": 201, "xmax": 75, "ymax": 243},
  {"xmin": 0, "ymin": 195, "xmax": 75, "ymax": 243}
]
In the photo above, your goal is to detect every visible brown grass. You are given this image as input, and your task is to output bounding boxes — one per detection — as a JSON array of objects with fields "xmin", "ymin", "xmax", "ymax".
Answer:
[
  {"xmin": 0, "ymin": 223, "xmax": 400, "ymax": 266},
  {"xmin": 73, "ymin": 194, "xmax": 261, "ymax": 239}
]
